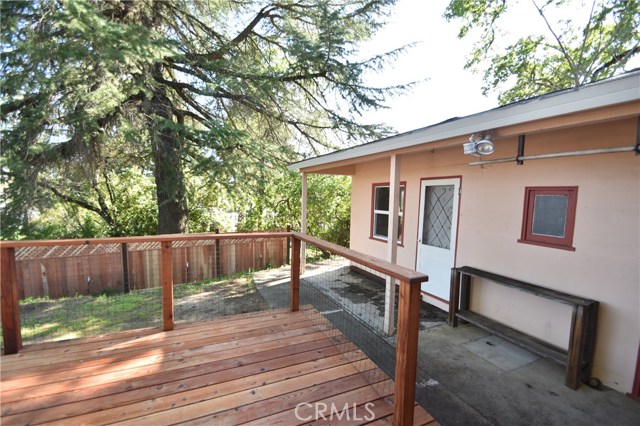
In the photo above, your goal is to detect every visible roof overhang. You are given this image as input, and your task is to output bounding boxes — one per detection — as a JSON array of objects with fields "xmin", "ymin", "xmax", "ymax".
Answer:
[{"xmin": 289, "ymin": 72, "xmax": 640, "ymax": 173}]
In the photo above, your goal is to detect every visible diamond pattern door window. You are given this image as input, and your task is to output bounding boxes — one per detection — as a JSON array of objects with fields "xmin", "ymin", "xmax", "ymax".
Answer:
[{"xmin": 422, "ymin": 185, "xmax": 454, "ymax": 249}]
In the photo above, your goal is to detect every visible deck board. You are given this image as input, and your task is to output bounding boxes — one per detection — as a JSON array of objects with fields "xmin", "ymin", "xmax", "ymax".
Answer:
[{"xmin": 1, "ymin": 307, "xmax": 436, "ymax": 425}]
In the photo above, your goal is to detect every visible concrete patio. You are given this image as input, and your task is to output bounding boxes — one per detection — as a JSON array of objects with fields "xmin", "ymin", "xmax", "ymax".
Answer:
[{"xmin": 254, "ymin": 263, "xmax": 640, "ymax": 426}]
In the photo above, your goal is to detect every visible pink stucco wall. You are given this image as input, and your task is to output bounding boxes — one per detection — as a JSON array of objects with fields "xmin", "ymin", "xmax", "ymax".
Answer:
[{"xmin": 349, "ymin": 117, "xmax": 639, "ymax": 393}]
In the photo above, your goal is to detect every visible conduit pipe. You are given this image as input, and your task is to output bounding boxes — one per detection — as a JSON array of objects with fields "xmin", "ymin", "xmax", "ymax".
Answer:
[{"xmin": 469, "ymin": 146, "xmax": 636, "ymax": 166}]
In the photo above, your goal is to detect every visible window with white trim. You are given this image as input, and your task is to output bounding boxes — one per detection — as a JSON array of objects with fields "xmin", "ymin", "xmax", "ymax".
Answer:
[{"xmin": 372, "ymin": 183, "xmax": 405, "ymax": 243}]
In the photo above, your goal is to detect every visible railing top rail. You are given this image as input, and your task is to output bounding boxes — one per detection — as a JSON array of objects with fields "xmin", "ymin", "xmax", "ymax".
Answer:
[
  {"xmin": 293, "ymin": 233, "xmax": 428, "ymax": 285},
  {"xmin": 0, "ymin": 231, "xmax": 293, "ymax": 249}
]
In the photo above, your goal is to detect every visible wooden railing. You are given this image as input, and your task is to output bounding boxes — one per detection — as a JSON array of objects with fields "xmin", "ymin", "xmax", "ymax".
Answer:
[
  {"xmin": 1, "ymin": 231, "xmax": 428, "ymax": 425},
  {"xmin": 0, "ymin": 232, "xmax": 290, "ymax": 350},
  {"xmin": 291, "ymin": 233, "xmax": 428, "ymax": 425}
]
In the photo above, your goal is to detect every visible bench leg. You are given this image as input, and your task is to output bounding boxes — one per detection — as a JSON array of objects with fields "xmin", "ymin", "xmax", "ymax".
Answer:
[
  {"xmin": 580, "ymin": 302, "xmax": 599, "ymax": 384},
  {"xmin": 448, "ymin": 268, "xmax": 460, "ymax": 327},
  {"xmin": 566, "ymin": 305, "xmax": 587, "ymax": 389},
  {"xmin": 459, "ymin": 273, "xmax": 471, "ymax": 325}
]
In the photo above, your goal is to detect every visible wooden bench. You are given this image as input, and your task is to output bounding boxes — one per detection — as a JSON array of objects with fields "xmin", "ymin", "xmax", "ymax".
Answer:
[{"xmin": 448, "ymin": 266, "xmax": 598, "ymax": 390}]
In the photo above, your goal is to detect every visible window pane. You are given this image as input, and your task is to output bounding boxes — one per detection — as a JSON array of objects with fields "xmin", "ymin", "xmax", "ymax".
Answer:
[
  {"xmin": 374, "ymin": 213, "xmax": 389, "ymax": 237},
  {"xmin": 532, "ymin": 194, "xmax": 568, "ymax": 238},
  {"xmin": 375, "ymin": 187, "xmax": 390, "ymax": 211},
  {"xmin": 399, "ymin": 187, "xmax": 405, "ymax": 213}
]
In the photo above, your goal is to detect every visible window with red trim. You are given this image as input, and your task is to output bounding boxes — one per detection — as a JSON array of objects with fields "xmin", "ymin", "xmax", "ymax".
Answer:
[
  {"xmin": 519, "ymin": 186, "xmax": 578, "ymax": 251},
  {"xmin": 371, "ymin": 183, "xmax": 405, "ymax": 243}
]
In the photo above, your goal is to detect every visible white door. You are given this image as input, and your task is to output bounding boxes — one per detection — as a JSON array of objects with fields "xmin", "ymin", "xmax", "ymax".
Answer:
[{"xmin": 416, "ymin": 178, "xmax": 460, "ymax": 301}]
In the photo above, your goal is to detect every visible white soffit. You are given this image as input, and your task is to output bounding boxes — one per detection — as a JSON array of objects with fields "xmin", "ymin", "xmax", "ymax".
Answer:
[{"xmin": 289, "ymin": 72, "xmax": 640, "ymax": 171}]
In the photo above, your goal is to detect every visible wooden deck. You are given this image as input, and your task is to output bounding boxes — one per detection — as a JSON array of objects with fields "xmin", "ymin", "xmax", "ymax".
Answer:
[{"xmin": 0, "ymin": 307, "xmax": 437, "ymax": 425}]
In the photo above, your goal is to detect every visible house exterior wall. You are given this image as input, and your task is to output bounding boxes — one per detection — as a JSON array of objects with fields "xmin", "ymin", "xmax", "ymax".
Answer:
[{"xmin": 349, "ymin": 117, "xmax": 639, "ymax": 393}]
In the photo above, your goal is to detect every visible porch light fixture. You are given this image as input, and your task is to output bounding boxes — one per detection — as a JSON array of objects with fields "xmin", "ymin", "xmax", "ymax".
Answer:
[{"xmin": 464, "ymin": 133, "xmax": 495, "ymax": 156}]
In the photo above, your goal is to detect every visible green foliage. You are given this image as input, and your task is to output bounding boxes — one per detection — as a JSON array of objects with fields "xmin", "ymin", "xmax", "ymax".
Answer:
[
  {"xmin": 445, "ymin": 0, "xmax": 640, "ymax": 104},
  {"xmin": 2, "ymin": 0, "xmax": 404, "ymax": 239},
  {"xmin": 106, "ymin": 169, "xmax": 158, "ymax": 236},
  {"xmin": 2, "ymin": 203, "xmax": 108, "ymax": 240},
  {"xmin": 237, "ymin": 169, "xmax": 351, "ymax": 247}
]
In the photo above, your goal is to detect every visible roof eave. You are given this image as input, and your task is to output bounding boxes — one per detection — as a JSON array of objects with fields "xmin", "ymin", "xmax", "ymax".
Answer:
[{"xmin": 289, "ymin": 72, "xmax": 640, "ymax": 171}]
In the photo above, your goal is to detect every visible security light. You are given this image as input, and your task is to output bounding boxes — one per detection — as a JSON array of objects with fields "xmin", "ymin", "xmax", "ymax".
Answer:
[{"xmin": 464, "ymin": 134, "xmax": 495, "ymax": 156}]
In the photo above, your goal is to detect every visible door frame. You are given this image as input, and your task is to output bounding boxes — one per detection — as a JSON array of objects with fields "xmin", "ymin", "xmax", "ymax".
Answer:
[{"xmin": 414, "ymin": 175, "xmax": 463, "ymax": 304}]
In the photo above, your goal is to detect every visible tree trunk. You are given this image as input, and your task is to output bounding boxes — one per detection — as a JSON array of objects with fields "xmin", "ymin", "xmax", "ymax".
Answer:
[{"xmin": 148, "ymin": 65, "xmax": 189, "ymax": 235}]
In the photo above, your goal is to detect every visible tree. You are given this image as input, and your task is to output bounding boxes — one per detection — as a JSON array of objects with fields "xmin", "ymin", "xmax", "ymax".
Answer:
[
  {"xmin": 444, "ymin": 0, "xmax": 640, "ymax": 104},
  {"xmin": 237, "ymin": 169, "xmax": 352, "ymax": 247},
  {"xmin": 2, "ymin": 0, "xmax": 406, "ymax": 237}
]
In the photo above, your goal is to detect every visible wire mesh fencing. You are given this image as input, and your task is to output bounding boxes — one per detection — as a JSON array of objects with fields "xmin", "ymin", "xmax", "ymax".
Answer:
[
  {"xmin": 7, "ymin": 234, "xmax": 289, "ymax": 347},
  {"xmin": 253, "ymin": 249, "xmax": 402, "ymax": 399},
  {"xmin": 173, "ymin": 237, "xmax": 286, "ymax": 324},
  {"xmin": 12, "ymin": 243, "xmax": 162, "ymax": 346}
]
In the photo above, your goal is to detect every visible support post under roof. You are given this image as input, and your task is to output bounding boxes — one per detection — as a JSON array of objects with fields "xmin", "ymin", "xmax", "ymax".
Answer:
[
  {"xmin": 301, "ymin": 172, "xmax": 307, "ymax": 273},
  {"xmin": 385, "ymin": 154, "xmax": 401, "ymax": 335}
]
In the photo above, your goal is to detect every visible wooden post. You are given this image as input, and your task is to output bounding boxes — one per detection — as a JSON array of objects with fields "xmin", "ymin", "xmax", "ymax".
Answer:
[
  {"xmin": 566, "ymin": 305, "xmax": 587, "ymax": 389},
  {"xmin": 286, "ymin": 225, "xmax": 291, "ymax": 265},
  {"xmin": 1, "ymin": 247, "xmax": 22, "ymax": 354},
  {"xmin": 290, "ymin": 237, "xmax": 300, "ymax": 312},
  {"xmin": 121, "ymin": 243, "xmax": 130, "ymax": 293},
  {"xmin": 301, "ymin": 172, "xmax": 307, "ymax": 272},
  {"xmin": 394, "ymin": 280, "xmax": 421, "ymax": 425},
  {"xmin": 581, "ymin": 302, "xmax": 599, "ymax": 384},
  {"xmin": 384, "ymin": 154, "xmax": 401, "ymax": 336},
  {"xmin": 448, "ymin": 267, "xmax": 460, "ymax": 327},
  {"xmin": 459, "ymin": 272, "xmax": 471, "ymax": 325},
  {"xmin": 161, "ymin": 241, "xmax": 174, "ymax": 332},
  {"xmin": 215, "ymin": 228, "xmax": 221, "ymax": 277}
]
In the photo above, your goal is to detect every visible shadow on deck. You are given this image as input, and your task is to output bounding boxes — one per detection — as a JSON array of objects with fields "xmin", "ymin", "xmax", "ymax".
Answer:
[{"xmin": 0, "ymin": 306, "xmax": 436, "ymax": 425}]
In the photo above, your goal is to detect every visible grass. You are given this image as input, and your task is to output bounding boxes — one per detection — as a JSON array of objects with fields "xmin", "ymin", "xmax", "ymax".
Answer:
[{"xmin": 13, "ymin": 272, "xmax": 261, "ymax": 345}]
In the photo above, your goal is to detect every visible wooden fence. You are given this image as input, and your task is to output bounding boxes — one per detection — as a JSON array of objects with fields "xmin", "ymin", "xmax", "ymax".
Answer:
[{"xmin": 13, "ymin": 236, "xmax": 289, "ymax": 299}]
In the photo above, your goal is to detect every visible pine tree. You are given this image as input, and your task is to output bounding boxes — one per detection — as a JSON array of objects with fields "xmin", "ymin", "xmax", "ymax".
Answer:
[{"xmin": 2, "ymin": 0, "xmax": 406, "ymax": 236}]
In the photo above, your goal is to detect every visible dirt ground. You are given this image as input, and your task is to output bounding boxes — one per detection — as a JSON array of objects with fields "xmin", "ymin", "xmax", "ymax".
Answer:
[{"xmin": 173, "ymin": 277, "xmax": 271, "ymax": 323}]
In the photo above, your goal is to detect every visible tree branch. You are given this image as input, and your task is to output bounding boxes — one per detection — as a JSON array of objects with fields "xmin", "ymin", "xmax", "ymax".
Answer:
[
  {"xmin": 187, "ymin": 5, "xmax": 277, "ymax": 61},
  {"xmin": 591, "ymin": 46, "xmax": 640, "ymax": 80},
  {"xmin": 531, "ymin": 0, "xmax": 580, "ymax": 87},
  {"xmin": 38, "ymin": 179, "xmax": 115, "ymax": 227},
  {"xmin": 153, "ymin": 74, "xmax": 211, "ymax": 96},
  {"xmin": 575, "ymin": 0, "xmax": 598, "ymax": 78}
]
